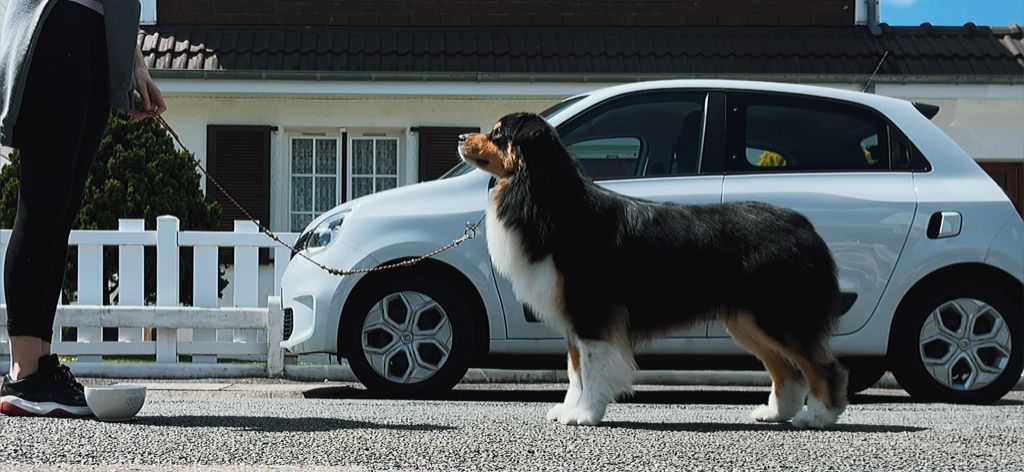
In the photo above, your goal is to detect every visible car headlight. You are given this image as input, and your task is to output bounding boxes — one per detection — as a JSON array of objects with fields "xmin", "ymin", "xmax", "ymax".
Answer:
[{"xmin": 293, "ymin": 212, "xmax": 347, "ymax": 255}]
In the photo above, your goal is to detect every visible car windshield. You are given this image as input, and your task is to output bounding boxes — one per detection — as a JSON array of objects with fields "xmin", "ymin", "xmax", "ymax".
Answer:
[{"xmin": 439, "ymin": 96, "xmax": 587, "ymax": 179}]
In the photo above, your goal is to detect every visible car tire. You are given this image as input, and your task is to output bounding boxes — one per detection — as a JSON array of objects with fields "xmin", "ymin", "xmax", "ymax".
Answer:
[
  {"xmin": 890, "ymin": 280, "xmax": 1023, "ymax": 403},
  {"xmin": 842, "ymin": 360, "xmax": 887, "ymax": 395},
  {"xmin": 340, "ymin": 271, "xmax": 477, "ymax": 397}
]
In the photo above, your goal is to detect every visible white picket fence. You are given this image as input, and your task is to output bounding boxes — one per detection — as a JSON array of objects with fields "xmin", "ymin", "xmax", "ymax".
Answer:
[{"xmin": 0, "ymin": 216, "xmax": 298, "ymax": 378}]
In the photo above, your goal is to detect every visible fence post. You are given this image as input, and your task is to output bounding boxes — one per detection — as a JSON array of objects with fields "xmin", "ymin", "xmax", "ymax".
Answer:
[
  {"xmin": 192, "ymin": 244, "xmax": 219, "ymax": 364},
  {"xmin": 118, "ymin": 219, "xmax": 145, "ymax": 342},
  {"xmin": 76, "ymin": 243, "xmax": 103, "ymax": 363},
  {"xmin": 273, "ymin": 246, "xmax": 290, "ymax": 298},
  {"xmin": 156, "ymin": 216, "xmax": 179, "ymax": 363},
  {"xmin": 233, "ymin": 220, "xmax": 259, "ymax": 347},
  {"xmin": 267, "ymin": 296, "xmax": 284, "ymax": 377}
]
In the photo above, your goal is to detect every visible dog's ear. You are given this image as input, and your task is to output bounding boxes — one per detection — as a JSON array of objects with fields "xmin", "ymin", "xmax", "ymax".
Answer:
[{"xmin": 513, "ymin": 116, "xmax": 568, "ymax": 168}]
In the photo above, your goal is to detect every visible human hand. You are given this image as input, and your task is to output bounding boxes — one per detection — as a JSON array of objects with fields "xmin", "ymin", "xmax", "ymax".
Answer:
[{"xmin": 128, "ymin": 49, "xmax": 166, "ymax": 122}]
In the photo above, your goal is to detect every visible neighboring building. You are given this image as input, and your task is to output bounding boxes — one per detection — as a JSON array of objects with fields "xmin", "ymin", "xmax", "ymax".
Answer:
[{"xmin": 142, "ymin": 0, "xmax": 1023, "ymax": 240}]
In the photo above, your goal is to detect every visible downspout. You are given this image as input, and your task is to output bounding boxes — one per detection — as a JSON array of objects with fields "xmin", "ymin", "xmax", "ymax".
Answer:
[{"xmin": 866, "ymin": 0, "xmax": 882, "ymax": 36}]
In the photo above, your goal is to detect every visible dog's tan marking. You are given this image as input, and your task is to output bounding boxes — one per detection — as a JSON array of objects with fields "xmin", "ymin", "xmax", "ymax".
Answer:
[
  {"xmin": 724, "ymin": 312, "xmax": 836, "ymax": 410},
  {"xmin": 724, "ymin": 312, "xmax": 803, "ymax": 396},
  {"xmin": 460, "ymin": 133, "xmax": 517, "ymax": 178},
  {"xmin": 492, "ymin": 176, "xmax": 509, "ymax": 205},
  {"xmin": 567, "ymin": 338, "xmax": 580, "ymax": 375}
]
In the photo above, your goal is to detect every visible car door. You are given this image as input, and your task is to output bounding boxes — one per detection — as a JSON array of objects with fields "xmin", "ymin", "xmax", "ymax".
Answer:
[
  {"xmin": 714, "ymin": 91, "xmax": 917, "ymax": 340},
  {"xmin": 499, "ymin": 90, "xmax": 725, "ymax": 343}
]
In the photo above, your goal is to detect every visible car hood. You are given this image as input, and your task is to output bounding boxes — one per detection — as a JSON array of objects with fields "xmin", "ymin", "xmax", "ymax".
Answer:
[{"xmin": 300, "ymin": 169, "xmax": 491, "ymax": 234}]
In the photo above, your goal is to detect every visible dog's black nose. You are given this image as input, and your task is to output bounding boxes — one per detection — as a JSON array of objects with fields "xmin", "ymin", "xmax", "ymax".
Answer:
[{"xmin": 458, "ymin": 134, "xmax": 469, "ymax": 143}]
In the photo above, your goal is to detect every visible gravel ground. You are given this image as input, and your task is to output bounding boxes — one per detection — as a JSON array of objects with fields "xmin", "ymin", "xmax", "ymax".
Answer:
[{"xmin": 2, "ymin": 384, "xmax": 1022, "ymax": 471}]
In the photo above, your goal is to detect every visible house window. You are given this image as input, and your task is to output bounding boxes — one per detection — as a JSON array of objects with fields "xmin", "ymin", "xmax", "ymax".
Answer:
[
  {"xmin": 350, "ymin": 137, "xmax": 399, "ymax": 199},
  {"xmin": 290, "ymin": 137, "xmax": 339, "ymax": 232}
]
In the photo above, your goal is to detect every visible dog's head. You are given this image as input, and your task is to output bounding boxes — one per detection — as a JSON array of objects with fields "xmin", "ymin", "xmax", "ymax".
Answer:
[{"xmin": 457, "ymin": 112, "xmax": 571, "ymax": 180}]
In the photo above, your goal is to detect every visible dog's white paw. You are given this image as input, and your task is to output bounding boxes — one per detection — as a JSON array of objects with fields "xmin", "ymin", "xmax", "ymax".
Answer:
[
  {"xmin": 751, "ymin": 382, "xmax": 806, "ymax": 422},
  {"xmin": 557, "ymin": 404, "xmax": 606, "ymax": 426},
  {"xmin": 790, "ymin": 408, "xmax": 839, "ymax": 429},
  {"xmin": 546, "ymin": 403, "xmax": 569, "ymax": 422},
  {"xmin": 791, "ymin": 396, "xmax": 841, "ymax": 429},
  {"xmin": 751, "ymin": 404, "xmax": 792, "ymax": 423}
]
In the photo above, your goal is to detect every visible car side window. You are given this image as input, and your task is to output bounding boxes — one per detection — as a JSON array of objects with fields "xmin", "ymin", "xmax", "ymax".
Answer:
[
  {"xmin": 890, "ymin": 128, "xmax": 932, "ymax": 171},
  {"xmin": 728, "ymin": 94, "xmax": 890, "ymax": 172},
  {"xmin": 558, "ymin": 92, "xmax": 707, "ymax": 180}
]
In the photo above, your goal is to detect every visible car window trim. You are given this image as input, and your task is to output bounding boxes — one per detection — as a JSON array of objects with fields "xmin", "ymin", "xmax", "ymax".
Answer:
[
  {"xmin": 554, "ymin": 89, "xmax": 714, "ymax": 183},
  {"xmin": 724, "ymin": 91, "xmax": 897, "ymax": 174}
]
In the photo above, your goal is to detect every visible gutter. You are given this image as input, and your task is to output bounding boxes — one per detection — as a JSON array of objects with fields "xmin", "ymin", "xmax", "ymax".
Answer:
[{"xmin": 148, "ymin": 69, "xmax": 1024, "ymax": 85}]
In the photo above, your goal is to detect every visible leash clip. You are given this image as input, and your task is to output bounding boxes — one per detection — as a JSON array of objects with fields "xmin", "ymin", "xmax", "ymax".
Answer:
[{"xmin": 464, "ymin": 221, "xmax": 480, "ymax": 240}]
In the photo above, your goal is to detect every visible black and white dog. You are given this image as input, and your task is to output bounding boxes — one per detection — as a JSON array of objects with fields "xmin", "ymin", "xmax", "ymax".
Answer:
[{"xmin": 458, "ymin": 112, "xmax": 848, "ymax": 428}]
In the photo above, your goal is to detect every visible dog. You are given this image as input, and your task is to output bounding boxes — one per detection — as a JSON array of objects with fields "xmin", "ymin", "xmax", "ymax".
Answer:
[{"xmin": 457, "ymin": 112, "xmax": 848, "ymax": 429}]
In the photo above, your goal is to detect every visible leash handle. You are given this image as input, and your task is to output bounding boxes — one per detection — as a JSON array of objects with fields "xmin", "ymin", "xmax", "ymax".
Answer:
[{"xmin": 151, "ymin": 113, "xmax": 480, "ymax": 276}]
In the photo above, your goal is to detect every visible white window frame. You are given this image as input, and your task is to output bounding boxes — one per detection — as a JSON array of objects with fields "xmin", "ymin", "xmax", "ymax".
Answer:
[
  {"xmin": 347, "ymin": 135, "xmax": 401, "ymax": 201},
  {"xmin": 288, "ymin": 135, "xmax": 341, "ymax": 232}
]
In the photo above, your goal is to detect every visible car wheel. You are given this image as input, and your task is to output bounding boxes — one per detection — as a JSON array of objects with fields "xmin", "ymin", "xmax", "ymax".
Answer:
[
  {"xmin": 340, "ymin": 271, "xmax": 476, "ymax": 396},
  {"xmin": 842, "ymin": 360, "xmax": 887, "ymax": 395},
  {"xmin": 890, "ymin": 280, "xmax": 1023, "ymax": 403}
]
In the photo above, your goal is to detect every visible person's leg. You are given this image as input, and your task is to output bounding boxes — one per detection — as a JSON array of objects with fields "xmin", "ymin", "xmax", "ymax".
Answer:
[
  {"xmin": 38, "ymin": 32, "xmax": 112, "ymax": 362},
  {"xmin": 3, "ymin": 2, "xmax": 102, "ymax": 379}
]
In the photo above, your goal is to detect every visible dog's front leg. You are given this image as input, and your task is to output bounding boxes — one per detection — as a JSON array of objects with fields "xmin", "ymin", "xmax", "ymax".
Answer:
[
  {"xmin": 546, "ymin": 338, "xmax": 582, "ymax": 421},
  {"xmin": 557, "ymin": 338, "xmax": 635, "ymax": 426}
]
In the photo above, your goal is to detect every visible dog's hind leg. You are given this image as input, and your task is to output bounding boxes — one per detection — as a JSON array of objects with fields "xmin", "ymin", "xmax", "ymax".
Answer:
[
  {"xmin": 787, "ymin": 346, "xmax": 848, "ymax": 429},
  {"xmin": 724, "ymin": 313, "xmax": 808, "ymax": 422},
  {"xmin": 546, "ymin": 338, "xmax": 583, "ymax": 421},
  {"xmin": 736, "ymin": 309, "xmax": 847, "ymax": 428},
  {"xmin": 557, "ymin": 328, "xmax": 635, "ymax": 426}
]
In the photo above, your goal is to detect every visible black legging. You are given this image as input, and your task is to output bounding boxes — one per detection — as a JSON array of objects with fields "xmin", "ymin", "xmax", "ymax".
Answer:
[{"xmin": 4, "ymin": 1, "xmax": 111, "ymax": 341}]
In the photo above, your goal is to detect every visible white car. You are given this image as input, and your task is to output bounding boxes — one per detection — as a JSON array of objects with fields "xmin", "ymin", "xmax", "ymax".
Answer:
[{"xmin": 281, "ymin": 80, "xmax": 1023, "ymax": 403}]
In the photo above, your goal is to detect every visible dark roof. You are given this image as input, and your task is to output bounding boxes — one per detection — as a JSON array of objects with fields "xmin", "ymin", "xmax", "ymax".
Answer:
[{"xmin": 139, "ymin": 24, "xmax": 1024, "ymax": 80}]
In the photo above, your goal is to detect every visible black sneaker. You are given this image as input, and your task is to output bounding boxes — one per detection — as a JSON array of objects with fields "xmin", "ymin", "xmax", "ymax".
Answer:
[
  {"xmin": 41, "ymin": 354, "xmax": 85, "ymax": 395},
  {"xmin": 0, "ymin": 358, "xmax": 91, "ymax": 418}
]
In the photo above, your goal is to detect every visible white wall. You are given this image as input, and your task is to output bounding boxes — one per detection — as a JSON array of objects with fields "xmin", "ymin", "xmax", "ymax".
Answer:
[
  {"xmin": 912, "ymin": 98, "xmax": 1024, "ymax": 162},
  {"xmin": 160, "ymin": 95, "xmax": 561, "ymax": 234}
]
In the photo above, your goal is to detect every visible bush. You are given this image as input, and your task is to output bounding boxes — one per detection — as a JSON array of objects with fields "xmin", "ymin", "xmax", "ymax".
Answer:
[{"xmin": 0, "ymin": 112, "xmax": 225, "ymax": 305}]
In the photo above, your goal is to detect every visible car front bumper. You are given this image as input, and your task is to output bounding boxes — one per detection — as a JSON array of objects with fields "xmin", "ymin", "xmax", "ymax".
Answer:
[{"xmin": 279, "ymin": 242, "xmax": 378, "ymax": 354}]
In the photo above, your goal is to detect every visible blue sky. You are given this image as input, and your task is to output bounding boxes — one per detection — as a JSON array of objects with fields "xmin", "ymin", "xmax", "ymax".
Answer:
[{"xmin": 880, "ymin": 0, "xmax": 1024, "ymax": 26}]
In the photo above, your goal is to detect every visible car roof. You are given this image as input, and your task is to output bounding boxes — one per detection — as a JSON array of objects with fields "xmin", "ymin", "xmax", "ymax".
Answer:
[{"xmin": 559, "ymin": 79, "xmax": 911, "ymax": 114}]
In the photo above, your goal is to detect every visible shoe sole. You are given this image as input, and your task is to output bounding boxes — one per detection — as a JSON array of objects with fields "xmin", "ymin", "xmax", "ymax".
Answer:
[{"xmin": 0, "ymin": 395, "xmax": 92, "ymax": 418}]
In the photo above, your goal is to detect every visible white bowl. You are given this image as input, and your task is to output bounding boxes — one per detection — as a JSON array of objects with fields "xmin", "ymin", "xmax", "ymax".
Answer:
[{"xmin": 85, "ymin": 384, "xmax": 146, "ymax": 421}]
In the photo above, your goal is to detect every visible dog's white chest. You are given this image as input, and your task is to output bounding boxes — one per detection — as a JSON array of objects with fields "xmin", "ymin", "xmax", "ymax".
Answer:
[{"xmin": 485, "ymin": 204, "xmax": 566, "ymax": 329}]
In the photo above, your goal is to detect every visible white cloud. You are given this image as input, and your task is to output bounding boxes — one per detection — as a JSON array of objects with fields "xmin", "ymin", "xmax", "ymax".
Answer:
[{"xmin": 882, "ymin": 0, "xmax": 918, "ymax": 6}]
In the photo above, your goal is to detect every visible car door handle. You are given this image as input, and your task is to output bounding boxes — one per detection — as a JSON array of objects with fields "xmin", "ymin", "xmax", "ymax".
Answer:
[{"xmin": 927, "ymin": 211, "xmax": 962, "ymax": 239}]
